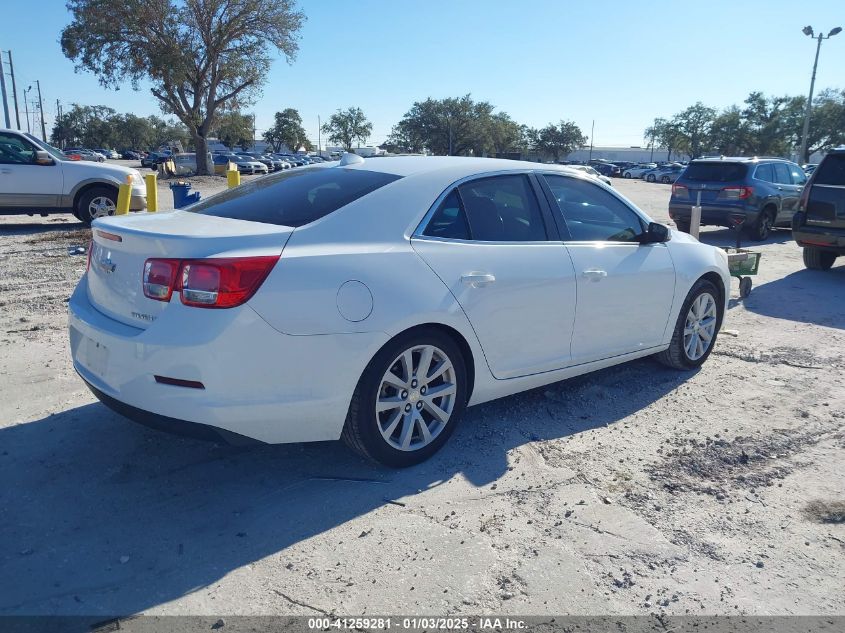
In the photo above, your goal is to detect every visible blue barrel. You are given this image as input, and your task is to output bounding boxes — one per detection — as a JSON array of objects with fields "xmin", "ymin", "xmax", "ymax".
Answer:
[{"xmin": 169, "ymin": 182, "xmax": 196, "ymax": 209}]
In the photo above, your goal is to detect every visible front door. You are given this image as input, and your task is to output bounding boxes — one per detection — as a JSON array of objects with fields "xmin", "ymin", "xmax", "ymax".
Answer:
[
  {"xmin": 411, "ymin": 173, "xmax": 577, "ymax": 379},
  {"xmin": 541, "ymin": 173, "xmax": 676, "ymax": 363},
  {"xmin": 0, "ymin": 131, "xmax": 63, "ymax": 210}
]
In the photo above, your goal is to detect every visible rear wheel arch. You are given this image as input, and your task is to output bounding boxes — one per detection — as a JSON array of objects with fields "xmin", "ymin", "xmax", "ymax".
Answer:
[{"xmin": 381, "ymin": 323, "xmax": 476, "ymax": 402}]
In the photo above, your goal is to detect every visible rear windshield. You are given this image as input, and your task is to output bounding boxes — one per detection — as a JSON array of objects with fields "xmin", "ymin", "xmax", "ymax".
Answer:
[
  {"xmin": 814, "ymin": 154, "xmax": 845, "ymax": 186},
  {"xmin": 188, "ymin": 166, "xmax": 401, "ymax": 227},
  {"xmin": 682, "ymin": 162, "xmax": 748, "ymax": 182}
]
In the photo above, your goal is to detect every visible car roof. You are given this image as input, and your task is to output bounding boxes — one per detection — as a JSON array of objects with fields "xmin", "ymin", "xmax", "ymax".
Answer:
[
  {"xmin": 693, "ymin": 156, "xmax": 790, "ymax": 163},
  {"xmin": 335, "ymin": 155, "xmax": 578, "ymax": 179}
]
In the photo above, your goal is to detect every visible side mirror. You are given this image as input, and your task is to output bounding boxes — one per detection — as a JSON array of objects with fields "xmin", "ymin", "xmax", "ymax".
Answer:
[
  {"xmin": 34, "ymin": 150, "xmax": 54, "ymax": 166},
  {"xmin": 640, "ymin": 222, "xmax": 670, "ymax": 244}
]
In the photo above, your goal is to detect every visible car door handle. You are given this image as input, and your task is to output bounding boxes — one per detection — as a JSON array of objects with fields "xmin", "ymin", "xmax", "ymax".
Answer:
[
  {"xmin": 582, "ymin": 269, "xmax": 608, "ymax": 281},
  {"xmin": 461, "ymin": 273, "xmax": 496, "ymax": 288}
]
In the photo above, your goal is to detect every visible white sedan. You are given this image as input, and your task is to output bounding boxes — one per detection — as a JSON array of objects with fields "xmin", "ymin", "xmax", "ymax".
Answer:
[{"xmin": 69, "ymin": 155, "xmax": 730, "ymax": 467}]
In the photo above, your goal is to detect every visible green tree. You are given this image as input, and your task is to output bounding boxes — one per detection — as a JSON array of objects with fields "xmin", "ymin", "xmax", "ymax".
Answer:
[
  {"xmin": 708, "ymin": 106, "xmax": 751, "ymax": 156},
  {"xmin": 389, "ymin": 95, "xmax": 496, "ymax": 156},
  {"xmin": 741, "ymin": 92, "xmax": 799, "ymax": 156},
  {"xmin": 264, "ymin": 108, "xmax": 308, "ymax": 151},
  {"xmin": 50, "ymin": 104, "xmax": 117, "ymax": 148},
  {"xmin": 671, "ymin": 102, "xmax": 717, "ymax": 159},
  {"xmin": 804, "ymin": 89, "xmax": 845, "ymax": 159},
  {"xmin": 533, "ymin": 120, "xmax": 587, "ymax": 162},
  {"xmin": 61, "ymin": 0, "xmax": 305, "ymax": 175},
  {"xmin": 322, "ymin": 107, "xmax": 372, "ymax": 150},
  {"xmin": 487, "ymin": 112, "xmax": 523, "ymax": 155},
  {"xmin": 213, "ymin": 111, "xmax": 254, "ymax": 150}
]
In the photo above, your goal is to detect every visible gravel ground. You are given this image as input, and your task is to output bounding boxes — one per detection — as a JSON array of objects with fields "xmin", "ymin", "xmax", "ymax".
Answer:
[{"xmin": 0, "ymin": 171, "xmax": 843, "ymax": 620}]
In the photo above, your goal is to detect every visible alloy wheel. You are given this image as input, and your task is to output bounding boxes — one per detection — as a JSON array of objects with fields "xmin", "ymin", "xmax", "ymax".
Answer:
[
  {"xmin": 375, "ymin": 345, "xmax": 457, "ymax": 451},
  {"xmin": 88, "ymin": 196, "xmax": 116, "ymax": 219},
  {"xmin": 683, "ymin": 292, "xmax": 717, "ymax": 361}
]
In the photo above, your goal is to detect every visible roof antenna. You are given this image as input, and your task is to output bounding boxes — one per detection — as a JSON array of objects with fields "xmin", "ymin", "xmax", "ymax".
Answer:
[{"xmin": 339, "ymin": 152, "xmax": 365, "ymax": 166}]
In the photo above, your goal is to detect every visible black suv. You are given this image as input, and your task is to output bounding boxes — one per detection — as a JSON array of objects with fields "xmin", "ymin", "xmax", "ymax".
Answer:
[
  {"xmin": 669, "ymin": 157, "xmax": 807, "ymax": 241},
  {"xmin": 792, "ymin": 147, "xmax": 845, "ymax": 270}
]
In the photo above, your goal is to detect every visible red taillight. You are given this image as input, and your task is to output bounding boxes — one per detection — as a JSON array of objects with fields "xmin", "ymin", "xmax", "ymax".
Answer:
[
  {"xmin": 719, "ymin": 186, "xmax": 754, "ymax": 200},
  {"xmin": 142, "ymin": 256, "xmax": 279, "ymax": 308},
  {"xmin": 672, "ymin": 184, "xmax": 689, "ymax": 198},
  {"xmin": 143, "ymin": 259, "xmax": 180, "ymax": 302}
]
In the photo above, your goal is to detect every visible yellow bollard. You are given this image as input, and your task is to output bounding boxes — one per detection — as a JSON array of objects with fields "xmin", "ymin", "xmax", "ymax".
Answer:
[
  {"xmin": 144, "ymin": 173, "xmax": 158, "ymax": 212},
  {"xmin": 115, "ymin": 175, "xmax": 131, "ymax": 215},
  {"xmin": 227, "ymin": 164, "xmax": 241, "ymax": 188}
]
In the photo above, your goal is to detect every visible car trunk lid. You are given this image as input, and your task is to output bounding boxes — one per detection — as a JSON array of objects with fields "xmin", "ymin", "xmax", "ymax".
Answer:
[
  {"xmin": 86, "ymin": 211, "xmax": 293, "ymax": 328},
  {"xmin": 675, "ymin": 162, "xmax": 749, "ymax": 203}
]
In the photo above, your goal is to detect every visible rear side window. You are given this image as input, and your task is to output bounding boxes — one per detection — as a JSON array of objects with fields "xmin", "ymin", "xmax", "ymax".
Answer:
[
  {"xmin": 773, "ymin": 163, "xmax": 792, "ymax": 185},
  {"xmin": 423, "ymin": 189, "xmax": 470, "ymax": 240},
  {"xmin": 683, "ymin": 162, "xmax": 748, "ymax": 182},
  {"xmin": 458, "ymin": 175, "xmax": 547, "ymax": 241},
  {"xmin": 188, "ymin": 167, "xmax": 401, "ymax": 227},
  {"xmin": 754, "ymin": 164, "xmax": 775, "ymax": 183},
  {"xmin": 814, "ymin": 154, "xmax": 845, "ymax": 186}
]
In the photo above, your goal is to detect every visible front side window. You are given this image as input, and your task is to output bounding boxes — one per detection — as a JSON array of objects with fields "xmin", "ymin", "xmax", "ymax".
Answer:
[
  {"xmin": 0, "ymin": 132, "xmax": 36, "ymax": 165},
  {"xmin": 188, "ymin": 167, "xmax": 401, "ymax": 227},
  {"xmin": 457, "ymin": 174, "xmax": 547, "ymax": 241},
  {"xmin": 788, "ymin": 163, "xmax": 808, "ymax": 185},
  {"xmin": 544, "ymin": 174, "xmax": 645, "ymax": 242}
]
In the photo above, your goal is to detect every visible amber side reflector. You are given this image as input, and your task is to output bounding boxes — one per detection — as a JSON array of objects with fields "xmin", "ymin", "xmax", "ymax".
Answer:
[
  {"xmin": 154, "ymin": 375, "xmax": 205, "ymax": 389},
  {"xmin": 96, "ymin": 230, "xmax": 123, "ymax": 242}
]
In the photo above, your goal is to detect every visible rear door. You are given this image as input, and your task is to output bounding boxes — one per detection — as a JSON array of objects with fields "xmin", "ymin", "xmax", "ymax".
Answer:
[
  {"xmin": 411, "ymin": 173, "xmax": 577, "ymax": 379},
  {"xmin": 773, "ymin": 162, "xmax": 800, "ymax": 222},
  {"xmin": 540, "ymin": 173, "xmax": 676, "ymax": 364}
]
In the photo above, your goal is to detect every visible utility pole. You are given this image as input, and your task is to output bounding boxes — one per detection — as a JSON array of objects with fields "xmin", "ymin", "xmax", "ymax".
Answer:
[
  {"xmin": 36, "ymin": 80, "xmax": 46, "ymax": 141},
  {"xmin": 0, "ymin": 46, "xmax": 9, "ymax": 128},
  {"xmin": 55, "ymin": 99, "xmax": 62, "ymax": 147},
  {"xmin": 6, "ymin": 50, "xmax": 21, "ymax": 130},
  {"xmin": 588, "ymin": 120, "xmax": 595, "ymax": 162},
  {"xmin": 799, "ymin": 26, "xmax": 842, "ymax": 163},
  {"xmin": 317, "ymin": 115, "xmax": 321, "ymax": 156},
  {"xmin": 23, "ymin": 85, "xmax": 31, "ymax": 134}
]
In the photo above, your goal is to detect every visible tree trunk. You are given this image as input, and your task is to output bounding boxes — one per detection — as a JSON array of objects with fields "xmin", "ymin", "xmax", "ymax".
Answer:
[{"xmin": 194, "ymin": 134, "xmax": 211, "ymax": 175}]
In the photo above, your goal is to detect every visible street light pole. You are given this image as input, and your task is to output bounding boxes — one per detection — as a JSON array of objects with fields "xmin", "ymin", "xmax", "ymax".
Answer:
[
  {"xmin": 23, "ymin": 85, "xmax": 31, "ymax": 134},
  {"xmin": 36, "ymin": 80, "xmax": 46, "ymax": 141},
  {"xmin": 0, "ymin": 47, "xmax": 9, "ymax": 128},
  {"xmin": 799, "ymin": 25, "xmax": 841, "ymax": 163}
]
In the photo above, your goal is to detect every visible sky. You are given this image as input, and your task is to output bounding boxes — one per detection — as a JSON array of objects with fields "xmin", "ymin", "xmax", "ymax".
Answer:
[{"xmin": 1, "ymin": 0, "xmax": 844, "ymax": 148}]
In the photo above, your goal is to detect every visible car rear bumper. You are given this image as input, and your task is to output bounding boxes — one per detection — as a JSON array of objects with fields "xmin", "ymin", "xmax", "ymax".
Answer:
[
  {"xmin": 669, "ymin": 204, "xmax": 759, "ymax": 227},
  {"xmin": 68, "ymin": 277, "xmax": 387, "ymax": 444},
  {"xmin": 793, "ymin": 224, "xmax": 845, "ymax": 254}
]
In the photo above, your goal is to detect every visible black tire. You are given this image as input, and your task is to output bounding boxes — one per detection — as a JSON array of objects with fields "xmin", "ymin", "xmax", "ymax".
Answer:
[
  {"xmin": 646, "ymin": 174, "xmax": 656, "ymax": 182},
  {"xmin": 623, "ymin": 172, "xmax": 632, "ymax": 179},
  {"xmin": 341, "ymin": 328, "xmax": 468, "ymax": 467},
  {"xmin": 803, "ymin": 247, "xmax": 837, "ymax": 270},
  {"xmin": 745, "ymin": 208, "xmax": 774, "ymax": 242},
  {"xmin": 655, "ymin": 279, "xmax": 722, "ymax": 370},
  {"xmin": 675, "ymin": 219, "xmax": 691, "ymax": 233},
  {"xmin": 661, "ymin": 175, "xmax": 671, "ymax": 184},
  {"xmin": 75, "ymin": 186, "xmax": 118, "ymax": 225}
]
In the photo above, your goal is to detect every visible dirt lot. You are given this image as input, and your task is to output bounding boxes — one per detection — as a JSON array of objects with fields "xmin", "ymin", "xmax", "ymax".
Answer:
[{"xmin": 0, "ymin": 171, "xmax": 843, "ymax": 619}]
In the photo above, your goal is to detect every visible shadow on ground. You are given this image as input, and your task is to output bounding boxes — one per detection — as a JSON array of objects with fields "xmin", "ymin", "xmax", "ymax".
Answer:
[
  {"xmin": 741, "ymin": 264, "xmax": 845, "ymax": 329},
  {"xmin": 0, "ymin": 358, "xmax": 694, "ymax": 616},
  {"xmin": 0, "ymin": 215, "xmax": 85, "ymax": 236},
  {"xmin": 694, "ymin": 226, "xmax": 793, "ymax": 248}
]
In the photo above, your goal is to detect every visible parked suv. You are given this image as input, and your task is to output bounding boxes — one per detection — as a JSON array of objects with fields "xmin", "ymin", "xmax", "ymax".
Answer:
[
  {"xmin": 0, "ymin": 128, "xmax": 146, "ymax": 223},
  {"xmin": 792, "ymin": 147, "xmax": 845, "ymax": 270},
  {"xmin": 669, "ymin": 157, "xmax": 807, "ymax": 241}
]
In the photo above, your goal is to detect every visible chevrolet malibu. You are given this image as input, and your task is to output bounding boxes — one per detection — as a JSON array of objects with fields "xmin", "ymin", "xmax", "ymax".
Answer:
[{"xmin": 69, "ymin": 155, "xmax": 730, "ymax": 467}]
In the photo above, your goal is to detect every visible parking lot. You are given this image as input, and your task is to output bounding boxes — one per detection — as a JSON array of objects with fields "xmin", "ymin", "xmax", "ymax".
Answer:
[{"xmin": 0, "ymin": 176, "xmax": 843, "ymax": 618}]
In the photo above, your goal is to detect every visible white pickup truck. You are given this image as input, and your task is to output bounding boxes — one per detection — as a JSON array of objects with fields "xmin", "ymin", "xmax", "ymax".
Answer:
[{"xmin": 0, "ymin": 128, "xmax": 146, "ymax": 224}]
